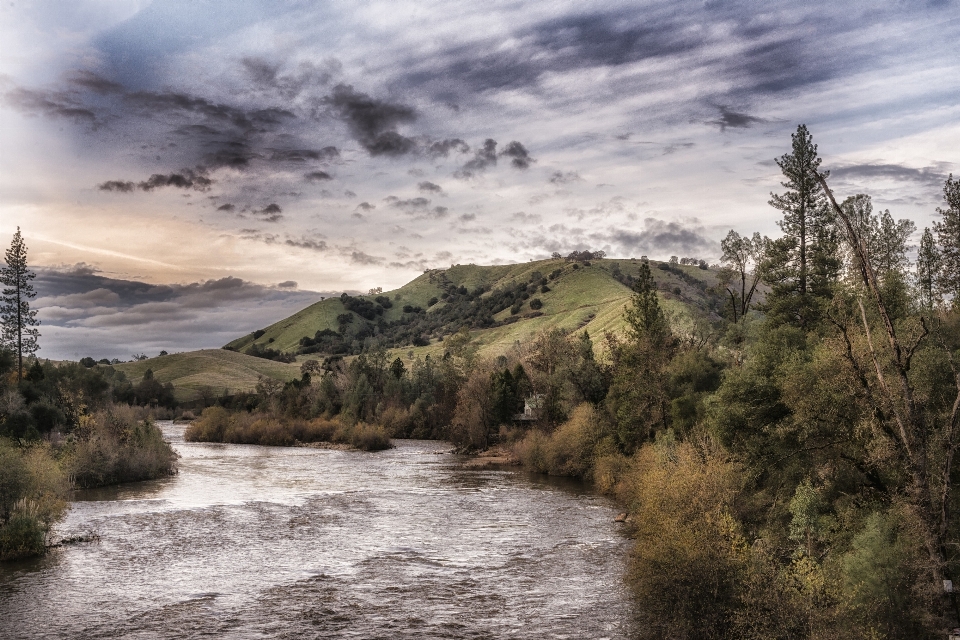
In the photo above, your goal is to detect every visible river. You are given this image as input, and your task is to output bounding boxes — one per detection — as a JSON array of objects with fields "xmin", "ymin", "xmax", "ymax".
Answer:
[{"xmin": 1, "ymin": 421, "xmax": 637, "ymax": 639}]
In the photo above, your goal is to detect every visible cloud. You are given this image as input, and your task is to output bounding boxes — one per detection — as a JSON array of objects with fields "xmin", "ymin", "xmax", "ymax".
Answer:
[
  {"xmin": 99, "ymin": 168, "xmax": 213, "ymax": 192},
  {"xmin": 499, "ymin": 141, "xmax": 534, "ymax": 169},
  {"xmin": 327, "ymin": 83, "xmax": 417, "ymax": 156},
  {"xmin": 356, "ymin": 202, "xmax": 376, "ymax": 211},
  {"xmin": 511, "ymin": 211, "xmax": 542, "ymax": 224},
  {"xmin": 305, "ymin": 170, "xmax": 333, "ymax": 181},
  {"xmin": 710, "ymin": 106, "xmax": 765, "ymax": 131},
  {"xmin": 549, "ymin": 171, "xmax": 582, "ymax": 185},
  {"xmin": 830, "ymin": 163, "xmax": 950, "ymax": 189},
  {"xmin": 350, "ymin": 250, "xmax": 384, "ymax": 265},
  {"xmin": 217, "ymin": 203, "xmax": 236, "ymax": 211},
  {"xmin": 4, "ymin": 87, "xmax": 98, "ymax": 125},
  {"xmin": 418, "ymin": 181, "xmax": 443, "ymax": 193},
  {"xmin": 30, "ymin": 266, "xmax": 329, "ymax": 359},
  {"xmin": 428, "ymin": 138, "xmax": 470, "ymax": 157},
  {"xmin": 254, "ymin": 203, "xmax": 283, "ymax": 222},
  {"xmin": 605, "ymin": 218, "xmax": 714, "ymax": 256},
  {"xmin": 456, "ymin": 139, "xmax": 498, "ymax": 178},
  {"xmin": 284, "ymin": 237, "xmax": 328, "ymax": 251}
]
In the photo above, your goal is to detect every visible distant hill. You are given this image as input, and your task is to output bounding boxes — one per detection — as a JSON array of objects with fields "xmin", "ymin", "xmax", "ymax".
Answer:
[
  {"xmin": 224, "ymin": 257, "xmax": 725, "ymax": 361},
  {"xmin": 113, "ymin": 349, "xmax": 301, "ymax": 402}
]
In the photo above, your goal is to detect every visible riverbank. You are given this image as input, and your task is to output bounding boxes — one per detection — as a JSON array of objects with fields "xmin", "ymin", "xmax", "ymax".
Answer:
[{"xmin": 1, "ymin": 409, "xmax": 177, "ymax": 562}]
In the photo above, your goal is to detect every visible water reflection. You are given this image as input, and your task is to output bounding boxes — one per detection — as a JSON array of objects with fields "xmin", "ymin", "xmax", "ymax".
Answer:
[{"xmin": 1, "ymin": 421, "xmax": 636, "ymax": 638}]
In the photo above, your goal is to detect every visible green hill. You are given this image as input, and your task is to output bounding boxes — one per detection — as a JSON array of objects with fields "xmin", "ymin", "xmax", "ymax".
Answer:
[
  {"xmin": 113, "ymin": 349, "xmax": 301, "ymax": 402},
  {"xmin": 225, "ymin": 257, "xmax": 725, "ymax": 361}
]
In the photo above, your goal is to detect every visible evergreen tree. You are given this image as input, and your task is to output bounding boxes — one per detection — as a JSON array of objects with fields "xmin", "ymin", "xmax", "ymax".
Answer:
[
  {"xmin": 0, "ymin": 227, "xmax": 40, "ymax": 380},
  {"xmin": 934, "ymin": 174, "xmax": 960, "ymax": 304},
  {"xmin": 763, "ymin": 124, "xmax": 840, "ymax": 327},
  {"xmin": 916, "ymin": 227, "xmax": 941, "ymax": 310}
]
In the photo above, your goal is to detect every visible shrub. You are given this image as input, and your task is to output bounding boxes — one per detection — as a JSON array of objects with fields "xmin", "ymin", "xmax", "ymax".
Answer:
[
  {"xmin": 620, "ymin": 439, "xmax": 747, "ymax": 638},
  {"xmin": 0, "ymin": 440, "xmax": 68, "ymax": 561},
  {"xmin": 67, "ymin": 408, "xmax": 178, "ymax": 488},
  {"xmin": 185, "ymin": 406, "xmax": 230, "ymax": 441},
  {"xmin": 529, "ymin": 298, "xmax": 543, "ymax": 310}
]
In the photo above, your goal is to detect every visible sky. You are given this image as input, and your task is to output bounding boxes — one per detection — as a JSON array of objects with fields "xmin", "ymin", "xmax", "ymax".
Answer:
[{"xmin": 1, "ymin": 0, "xmax": 958, "ymax": 360}]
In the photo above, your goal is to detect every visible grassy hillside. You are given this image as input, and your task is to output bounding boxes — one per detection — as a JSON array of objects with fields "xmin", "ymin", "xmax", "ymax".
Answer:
[
  {"xmin": 114, "ymin": 349, "xmax": 301, "ymax": 402},
  {"xmin": 225, "ymin": 257, "xmax": 724, "ymax": 361}
]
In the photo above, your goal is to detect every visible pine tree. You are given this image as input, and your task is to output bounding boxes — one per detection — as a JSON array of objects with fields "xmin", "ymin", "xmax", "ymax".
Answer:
[
  {"xmin": 763, "ymin": 124, "xmax": 840, "ymax": 327},
  {"xmin": 916, "ymin": 227, "xmax": 942, "ymax": 310},
  {"xmin": 0, "ymin": 227, "xmax": 41, "ymax": 380},
  {"xmin": 934, "ymin": 174, "xmax": 960, "ymax": 305}
]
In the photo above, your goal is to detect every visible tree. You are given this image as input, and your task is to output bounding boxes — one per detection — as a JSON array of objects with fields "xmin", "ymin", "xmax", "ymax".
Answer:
[
  {"xmin": 0, "ymin": 228, "xmax": 40, "ymax": 380},
  {"xmin": 817, "ymin": 170, "xmax": 960, "ymax": 625},
  {"xmin": 764, "ymin": 125, "xmax": 840, "ymax": 327},
  {"xmin": 916, "ymin": 227, "xmax": 942, "ymax": 310},
  {"xmin": 719, "ymin": 230, "xmax": 765, "ymax": 323},
  {"xmin": 934, "ymin": 174, "xmax": 960, "ymax": 304}
]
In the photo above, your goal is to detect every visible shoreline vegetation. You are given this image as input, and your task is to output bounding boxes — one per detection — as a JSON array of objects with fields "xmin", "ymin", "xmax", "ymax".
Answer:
[
  {"xmin": 183, "ymin": 406, "xmax": 391, "ymax": 451},
  {"xmin": 0, "ymin": 354, "xmax": 178, "ymax": 562},
  {"xmin": 0, "ymin": 406, "xmax": 177, "ymax": 561}
]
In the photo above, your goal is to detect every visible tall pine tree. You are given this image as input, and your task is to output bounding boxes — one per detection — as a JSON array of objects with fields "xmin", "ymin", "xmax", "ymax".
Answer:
[
  {"xmin": 934, "ymin": 174, "xmax": 960, "ymax": 305},
  {"xmin": 1, "ymin": 227, "xmax": 41, "ymax": 380},
  {"xmin": 916, "ymin": 227, "xmax": 942, "ymax": 310},
  {"xmin": 763, "ymin": 124, "xmax": 841, "ymax": 327}
]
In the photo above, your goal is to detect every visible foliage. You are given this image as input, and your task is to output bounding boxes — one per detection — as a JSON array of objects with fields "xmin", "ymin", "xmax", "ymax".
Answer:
[
  {"xmin": 0, "ymin": 227, "xmax": 41, "ymax": 379},
  {"xmin": 0, "ymin": 440, "xmax": 67, "ymax": 561}
]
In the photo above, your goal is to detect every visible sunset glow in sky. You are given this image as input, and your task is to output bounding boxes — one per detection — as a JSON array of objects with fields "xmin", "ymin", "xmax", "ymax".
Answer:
[{"xmin": 1, "ymin": 0, "xmax": 958, "ymax": 358}]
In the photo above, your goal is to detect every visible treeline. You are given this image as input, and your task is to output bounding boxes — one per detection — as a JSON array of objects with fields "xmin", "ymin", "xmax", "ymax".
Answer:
[{"xmin": 0, "ymin": 353, "xmax": 178, "ymax": 561}]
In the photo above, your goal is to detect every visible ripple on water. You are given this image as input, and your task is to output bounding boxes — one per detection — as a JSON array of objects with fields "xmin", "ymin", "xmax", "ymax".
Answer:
[{"xmin": 0, "ymin": 423, "xmax": 637, "ymax": 638}]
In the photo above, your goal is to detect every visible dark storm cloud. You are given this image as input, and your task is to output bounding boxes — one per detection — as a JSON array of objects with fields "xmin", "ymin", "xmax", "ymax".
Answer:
[
  {"xmin": 428, "ymin": 138, "xmax": 470, "ymax": 157},
  {"xmin": 327, "ymin": 84, "xmax": 417, "ymax": 156},
  {"xmin": 418, "ymin": 181, "xmax": 443, "ymax": 193},
  {"xmin": 499, "ymin": 141, "xmax": 534, "ymax": 169},
  {"xmin": 305, "ymin": 170, "xmax": 333, "ymax": 181},
  {"xmin": 98, "ymin": 168, "xmax": 213, "ymax": 192},
  {"xmin": 710, "ymin": 106, "xmax": 765, "ymax": 131},
  {"xmin": 456, "ymin": 139, "xmax": 498, "ymax": 178},
  {"xmin": 830, "ymin": 163, "xmax": 951, "ymax": 189},
  {"xmin": 4, "ymin": 87, "xmax": 98, "ymax": 125}
]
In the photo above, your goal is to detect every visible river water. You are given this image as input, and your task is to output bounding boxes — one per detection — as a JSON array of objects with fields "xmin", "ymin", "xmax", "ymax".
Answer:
[{"xmin": 1, "ymin": 421, "xmax": 636, "ymax": 639}]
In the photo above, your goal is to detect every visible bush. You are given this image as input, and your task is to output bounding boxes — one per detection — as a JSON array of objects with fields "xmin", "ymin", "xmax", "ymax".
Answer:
[
  {"xmin": 512, "ymin": 404, "xmax": 601, "ymax": 478},
  {"xmin": 0, "ymin": 440, "xmax": 68, "ymax": 561},
  {"xmin": 529, "ymin": 298, "xmax": 543, "ymax": 310},
  {"xmin": 67, "ymin": 407, "xmax": 178, "ymax": 488},
  {"xmin": 619, "ymin": 439, "xmax": 747, "ymax": 639},
  {"xmin": 184, "ymin": 409, "xmax": 391, "ymax": 451}
]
